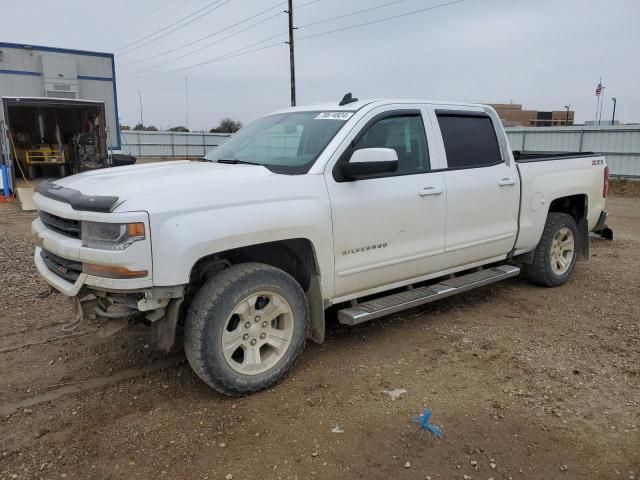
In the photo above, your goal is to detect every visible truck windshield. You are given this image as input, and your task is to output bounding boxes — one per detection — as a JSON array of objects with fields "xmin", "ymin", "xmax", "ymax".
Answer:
[{"xmin": 203, "ymin": 111, "xmax": 352, "ymax": 174}]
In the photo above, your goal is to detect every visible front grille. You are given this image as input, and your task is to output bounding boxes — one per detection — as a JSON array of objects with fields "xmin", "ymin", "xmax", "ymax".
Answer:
[
  {"xmin": 39, "ymin": 211, "xmax": 81, "ymax": 239},
  {"xmin": 40, "ymin": 249, "xmax": 82, "ymax": 283}
]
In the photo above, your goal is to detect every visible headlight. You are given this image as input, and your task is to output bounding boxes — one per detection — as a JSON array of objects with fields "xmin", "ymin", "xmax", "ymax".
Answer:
[{"xmin": 81, "ymin": 222, "xmax": 145, "ymax": 250}]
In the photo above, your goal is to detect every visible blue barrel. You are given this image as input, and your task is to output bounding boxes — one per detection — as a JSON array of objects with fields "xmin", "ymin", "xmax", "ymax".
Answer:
[{"xmin": 1, "ymin": 164, "xmax": 10, "ymax": 198}]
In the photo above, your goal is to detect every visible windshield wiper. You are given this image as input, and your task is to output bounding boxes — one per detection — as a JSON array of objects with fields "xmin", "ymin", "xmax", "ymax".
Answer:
[{"xmin": 216, "ymin": 159, "xmax": 261, "ymax": 165}]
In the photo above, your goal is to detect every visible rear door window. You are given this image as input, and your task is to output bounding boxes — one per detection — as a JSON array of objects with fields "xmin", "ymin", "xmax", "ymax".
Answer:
[{"xmin": 436, "ymin": 113, "xmax": 502, "ymax": 169}]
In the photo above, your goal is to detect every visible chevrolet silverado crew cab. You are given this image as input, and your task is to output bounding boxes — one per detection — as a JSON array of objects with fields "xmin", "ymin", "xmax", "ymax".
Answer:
[{"xmin": 32, "ymin": 95, "xmax": 612, "ymax": 395}]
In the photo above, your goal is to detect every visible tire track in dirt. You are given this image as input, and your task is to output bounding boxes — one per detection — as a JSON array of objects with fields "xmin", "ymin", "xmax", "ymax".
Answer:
[
  {"xmin": 0, "ymin": 355, "xmax": 185, "ymax": 416},
  {"xmin": 0, "ymin": 323, "xmax": 96, "ymax": 354}
]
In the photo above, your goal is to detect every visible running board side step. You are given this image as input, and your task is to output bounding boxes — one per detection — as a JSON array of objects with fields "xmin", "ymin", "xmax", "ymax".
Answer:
[{"xmin": 337, "ymin": 265, "xmax": 520, "ymax": 326}]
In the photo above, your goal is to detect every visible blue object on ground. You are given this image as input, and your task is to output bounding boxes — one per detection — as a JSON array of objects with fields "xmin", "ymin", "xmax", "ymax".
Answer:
[
  {"xmin": 411, "ymin": 408, "xmax": 444, "ymax": 438},
  {"xmin": 1, "ymin": 164, "xmax": 10, "ymax": 197}
]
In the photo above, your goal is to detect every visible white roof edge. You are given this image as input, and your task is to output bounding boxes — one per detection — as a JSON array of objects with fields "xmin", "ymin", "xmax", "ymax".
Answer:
[
  {"xmin": 269, "ymin": 99, "xmax": 490, "ymax": 114},
  {"xmin": 1, "ymin": 96, "xmax": 105, "ymax": 104}
]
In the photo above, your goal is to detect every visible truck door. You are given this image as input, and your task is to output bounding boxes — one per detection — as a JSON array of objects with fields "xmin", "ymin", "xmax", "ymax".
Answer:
[
  {"xmin": 430, "ymin": 108, "xmax": 519, "ymax": 267},
  {"xmin": 325, "ymin": 106, "xmax": 447, "ymax": 300}
]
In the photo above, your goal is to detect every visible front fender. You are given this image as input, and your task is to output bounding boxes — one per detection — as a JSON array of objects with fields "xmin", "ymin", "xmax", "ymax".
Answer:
[{"xmin": 149, "ymin": 196, "xmax": 334, "ymax": 299}]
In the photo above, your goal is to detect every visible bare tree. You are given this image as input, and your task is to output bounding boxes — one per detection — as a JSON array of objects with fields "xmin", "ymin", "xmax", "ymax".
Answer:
[{"xmin": 210, "ymin": 118, "xmax": 242, "ymax": 133}]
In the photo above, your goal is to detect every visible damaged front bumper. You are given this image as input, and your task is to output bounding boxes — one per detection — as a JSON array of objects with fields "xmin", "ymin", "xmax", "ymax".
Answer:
[{"xmin": 72, "ymin": 285, "xmax": 185, "ymax": 350}]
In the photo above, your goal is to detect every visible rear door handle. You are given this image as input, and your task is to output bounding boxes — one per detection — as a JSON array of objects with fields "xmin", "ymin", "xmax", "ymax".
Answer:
[
  {"xmin": 419, "ymin": 186, "xmax": 443, "ymax": 196},
  {"xmin": 498, "ymin": 178, "xmax": 516, "ymax": 186}
]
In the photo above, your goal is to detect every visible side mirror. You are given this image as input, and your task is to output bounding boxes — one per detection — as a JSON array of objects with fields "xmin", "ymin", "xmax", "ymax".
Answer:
[{"xmin": 340, "ymin": 148, "xmax": 398, "ymax": 180}]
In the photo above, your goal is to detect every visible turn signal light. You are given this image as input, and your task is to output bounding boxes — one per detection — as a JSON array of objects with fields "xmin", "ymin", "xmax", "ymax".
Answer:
[
  {"xmin": 127, "ymin": 223, "xmax": 146, "ymax": 238},
  {"xmin": 83, "ymin": 263, "xmax": 148, "ymax": 279},
  {"xmin": 603, "ymin": 165, "xmax": 609, "ymax": 198}
]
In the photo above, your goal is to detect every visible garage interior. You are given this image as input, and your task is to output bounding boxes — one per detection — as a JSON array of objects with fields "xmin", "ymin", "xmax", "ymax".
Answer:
[{"xmin": 4, "ymin": 99, "xmax": 107, "ymax": 179}]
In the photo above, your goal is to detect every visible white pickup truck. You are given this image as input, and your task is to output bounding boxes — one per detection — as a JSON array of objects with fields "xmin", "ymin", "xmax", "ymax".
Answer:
[{"xmin": 32, "ymin": 95, "xmax": 612, "ymax": 395}]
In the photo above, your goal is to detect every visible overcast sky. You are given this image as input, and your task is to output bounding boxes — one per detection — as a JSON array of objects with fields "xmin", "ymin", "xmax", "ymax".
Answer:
[{"xmin": 4, "ymin": 0, "xmax": 638, "ymax": 130}]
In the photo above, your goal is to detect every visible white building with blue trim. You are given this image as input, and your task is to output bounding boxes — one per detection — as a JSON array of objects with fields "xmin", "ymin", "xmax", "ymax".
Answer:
[{"xmin": 0, "ymin": 42, "xmax": 120, "ymax": 150}]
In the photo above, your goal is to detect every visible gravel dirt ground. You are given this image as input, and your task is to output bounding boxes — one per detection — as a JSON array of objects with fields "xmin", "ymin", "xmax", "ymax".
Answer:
[{"xmin": 0, "ymin": 193, "xmax": 638, "ymax": 480}]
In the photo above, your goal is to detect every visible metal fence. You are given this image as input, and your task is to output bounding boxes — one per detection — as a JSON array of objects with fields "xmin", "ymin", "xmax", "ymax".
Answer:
[
  {"xmin": 121, "ymin": 130, "xmax": 230, "ymax": 159},
  {"xmin": 505, "ymin": 125, "xmax": 640, "ymax": 178},
  {"xmin": 121, "ymin": 126, "xmax": 640, "ymax": 178}
]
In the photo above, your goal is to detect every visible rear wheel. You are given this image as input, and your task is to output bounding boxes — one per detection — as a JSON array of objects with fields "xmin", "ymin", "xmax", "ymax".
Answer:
[
  {"xmin": 184, "ymin": 263, "xmax": 310, "ymax": 396},
  {"xmin": 524, "ymin": 212, "xmax": 578, "ymax": 287}
]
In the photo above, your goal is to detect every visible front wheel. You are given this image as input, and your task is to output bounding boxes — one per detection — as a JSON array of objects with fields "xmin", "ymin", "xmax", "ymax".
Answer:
[
  {"xmin": 523, "ymin": 212, "xmax": 578, "ymax": 287},
  {"xmin": 184, "ymin": 263, "xmax": 310, "ymax": 396}
]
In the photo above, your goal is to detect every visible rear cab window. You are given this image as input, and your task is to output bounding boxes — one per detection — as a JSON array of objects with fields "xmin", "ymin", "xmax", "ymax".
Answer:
[{"xmin": 436, "ymin": 111, "xmax": 503, "ymax": 169}]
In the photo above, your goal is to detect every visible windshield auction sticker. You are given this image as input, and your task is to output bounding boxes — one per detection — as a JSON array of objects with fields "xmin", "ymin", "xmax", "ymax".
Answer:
[{"xmin": 315, "ymin": 112, "xmax": 354, "ymax": 120}]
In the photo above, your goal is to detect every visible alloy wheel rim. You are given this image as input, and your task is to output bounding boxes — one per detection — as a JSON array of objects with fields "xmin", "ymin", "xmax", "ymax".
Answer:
[
  {"xmin": 221, "ymin": 291, "xmax": 294, "ymax": 375},
  {"xmin": 550, "ymin": 227, "xmax": 575, "ymax": 275}
]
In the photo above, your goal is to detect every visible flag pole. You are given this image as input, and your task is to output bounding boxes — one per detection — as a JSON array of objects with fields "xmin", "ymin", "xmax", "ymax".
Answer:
[
  {"xmin": 599, "ymin": 86, "xmax": 606, "ymax": 125},
  {"xmin": 594, "ymin": 77, "xmax": 601, "ymax": 124}
]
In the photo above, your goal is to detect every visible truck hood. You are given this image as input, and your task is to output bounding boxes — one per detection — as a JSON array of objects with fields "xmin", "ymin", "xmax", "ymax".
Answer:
[{"xmin": 53, "ymin": 160, "xmax": 274, "ymax": 210}]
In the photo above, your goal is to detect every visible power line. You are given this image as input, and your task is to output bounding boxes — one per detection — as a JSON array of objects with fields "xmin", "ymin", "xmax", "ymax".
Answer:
[
  {"xmin": 120, "ymin": 0, "xmax": 465, "ymax": 82},
  {"xmin": 297, "ymin": 0, "xmax": 323, "ymax": 7},
  {"xmin": 297, "ymin": 0, "xmax": 413, "ymax": 29},
  {"xmin": 119, "ymin": 0, "xmax": 323, "ymax": 79},
  {"xmin": 115, "ymin": 0, "xmax": 190, "ymax": 34},
  {"xmin": 296, "ymin": 0, "xmax": 465, "ymax": 42},
  {"xmin": 119, "ymin": 0, "xmax": 321, "ymax": 69},
  {"xmin": 116, "ymin": 0, "xmax": 231, "ymax": 53},
  {"xmin": 117, "ymin": 1, "xmax": 286, "ymax": 67},
  {"xmin": 120, "ymin": 41, "xmax": 284, "ymax": 83},
  {"xmin": 121, "ymin": 32, "xmax": 287, "ymax": 81}
]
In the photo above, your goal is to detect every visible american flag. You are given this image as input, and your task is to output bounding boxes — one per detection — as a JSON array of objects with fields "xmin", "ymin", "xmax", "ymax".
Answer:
[{"xmin": 595, "ymin": 82, "xmax": 602, "ymax": 96}]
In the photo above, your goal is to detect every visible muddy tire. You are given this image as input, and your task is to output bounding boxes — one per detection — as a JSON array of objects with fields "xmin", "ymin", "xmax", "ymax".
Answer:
[
  {"xmin": 524, "ymin": 212, "xmax": 578, "ymax": 287},
  {"xmin": 184, "ymin": 263, "xmax": 310, "ymax": 396}
]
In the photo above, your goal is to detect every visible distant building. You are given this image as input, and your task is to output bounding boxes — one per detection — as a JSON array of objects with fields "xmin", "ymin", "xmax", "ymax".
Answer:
[{"xmin": 488, "ymin": 103, "xmax": 575, "ymax": 127}]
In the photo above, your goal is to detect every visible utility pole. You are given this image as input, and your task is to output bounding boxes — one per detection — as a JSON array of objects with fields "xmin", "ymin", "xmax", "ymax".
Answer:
[
  {"xmin": 611, "ymin": 97, "xmax": 617, "ymax": 125},
  {"xmin": 286, "ymin": 0, "xmax": 296, "ymax": 106},
  {"xmin": 185, "ymin": 76, "xmax": 189, "ymax": 130},
  {"xmin": 137, "ymin": 90, "xmax": 144, "ymax": 127},
  {"xmin": 564, "ymin": 105, "xmax": 571, "ymax": 126}
]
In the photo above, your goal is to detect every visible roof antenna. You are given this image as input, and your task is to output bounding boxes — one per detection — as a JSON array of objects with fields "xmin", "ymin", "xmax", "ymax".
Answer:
[{"xmin": 339, "ymin": 92, "xmax": 358, "ymax": 106}]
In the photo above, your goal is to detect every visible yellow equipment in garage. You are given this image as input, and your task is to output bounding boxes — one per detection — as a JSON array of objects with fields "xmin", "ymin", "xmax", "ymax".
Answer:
[{"xmin": 23, "ymin": 146, "xmax": 69, "ymax": 178}]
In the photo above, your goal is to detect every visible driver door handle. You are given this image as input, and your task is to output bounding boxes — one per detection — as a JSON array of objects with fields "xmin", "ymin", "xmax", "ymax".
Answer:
[
  {"xmin": 498, "ymin": 177, "xmax": 516, "ymax": 186},
  {"xmin": 419, "ymin": 186, "xmax": 443, "ymax": 197}
]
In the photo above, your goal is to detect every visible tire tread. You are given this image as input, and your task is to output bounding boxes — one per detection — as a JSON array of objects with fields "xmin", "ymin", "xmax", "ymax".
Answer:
[
  {"xmin": 523, "ymin": 212, "xmax": 577, "ymax": 287},
  {"xmin": 184, "ymin": 263, "xmax": 309, "ymax": 396}
]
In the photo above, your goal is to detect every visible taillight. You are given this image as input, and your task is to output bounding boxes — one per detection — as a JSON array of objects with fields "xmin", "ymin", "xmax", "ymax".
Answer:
[{"xmin": 603, "ymin": 165, "xmax": 609, "ymax": 198}]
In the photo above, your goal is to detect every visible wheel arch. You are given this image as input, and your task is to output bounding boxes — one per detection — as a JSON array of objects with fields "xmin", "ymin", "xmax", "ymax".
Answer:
[
  {"xmin": 188, "ymin": 238, "xmax": 326, "ymax": 343},
  {"xmin": 547, "ymin": 194, "xmax": 589, "ymax": 260}
]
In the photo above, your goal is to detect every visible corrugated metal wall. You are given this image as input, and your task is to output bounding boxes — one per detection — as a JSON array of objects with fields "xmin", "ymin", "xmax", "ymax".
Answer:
[
  {"xmin": 121, "ymin": 131, "xmax": 230, "ymax": 158},
  {"xmin": 121, "ymin": 126, "xmax": 640, "ymax": 178},
  {"xmin": 506, "ymin": 125, "xmax": 640, "ymax": 178}
]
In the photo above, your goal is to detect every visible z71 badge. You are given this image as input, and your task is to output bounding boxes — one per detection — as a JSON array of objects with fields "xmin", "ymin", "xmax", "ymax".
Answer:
[{"xmin": 592, "ymin": 158, "xmax": 604, "ymax": 166}]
